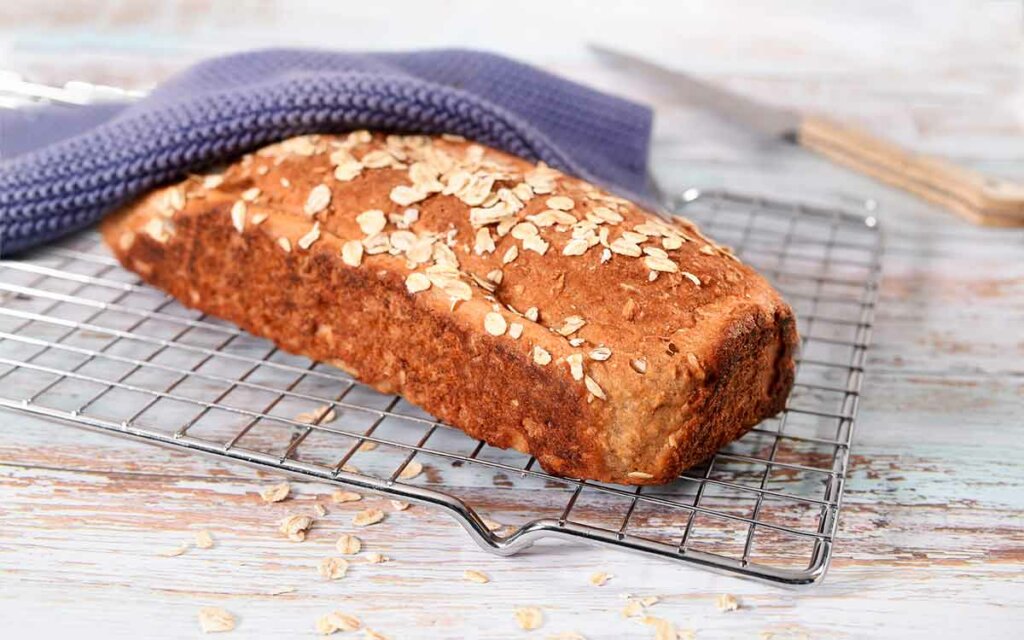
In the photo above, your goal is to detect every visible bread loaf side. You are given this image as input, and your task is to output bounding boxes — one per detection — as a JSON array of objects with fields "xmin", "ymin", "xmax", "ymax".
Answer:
[{"xmin": 101, "ymin": 132, "xmax": 797, "ymax": 485}]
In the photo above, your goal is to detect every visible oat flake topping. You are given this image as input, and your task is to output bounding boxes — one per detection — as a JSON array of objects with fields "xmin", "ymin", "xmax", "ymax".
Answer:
[
  {"xmin": 304, "ymin": 184, "xmax": 332, "ymax": 216},
  {"xmin": 204, "ymin": 132, "xmax": 742, "ymax": 428},
  {"xmin": 484, "ymin": 312, "xmax": 507, "ymax": 336}
]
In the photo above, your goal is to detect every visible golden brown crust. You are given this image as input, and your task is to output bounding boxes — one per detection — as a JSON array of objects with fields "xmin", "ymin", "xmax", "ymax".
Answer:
[{"xmin": 101, "ymin": 132, "xmax": 797, "ymax": 485}]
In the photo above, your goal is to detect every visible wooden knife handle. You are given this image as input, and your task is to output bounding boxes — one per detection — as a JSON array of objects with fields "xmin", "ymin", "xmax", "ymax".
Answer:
[{"xmin": 798, "ymin": 115, "xmax": 1024, "ymax": 227}]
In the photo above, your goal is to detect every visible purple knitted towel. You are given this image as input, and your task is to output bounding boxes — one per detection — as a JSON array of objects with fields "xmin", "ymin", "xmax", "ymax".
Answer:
[{"xmin": 0, "ymin": 48, "xmax": 653, "ymax": 256}]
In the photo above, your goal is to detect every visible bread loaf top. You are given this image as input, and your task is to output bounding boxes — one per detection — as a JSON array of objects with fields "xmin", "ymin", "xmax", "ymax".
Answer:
[{"xmin": 112, "ymin": 132, "xmax": 795, "ymax": 482}]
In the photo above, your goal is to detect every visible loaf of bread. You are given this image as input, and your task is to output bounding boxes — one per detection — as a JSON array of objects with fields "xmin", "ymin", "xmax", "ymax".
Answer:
[{"xmin": 101, "ymin": 132, "xmax": 797, "ymax": 485}]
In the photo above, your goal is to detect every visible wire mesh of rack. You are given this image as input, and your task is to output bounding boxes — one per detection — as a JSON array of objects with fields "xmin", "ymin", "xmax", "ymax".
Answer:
[
  {"xmin": 0, "ymin": 182, "xmax": 882, "ymax": 585},
  {"xmin": 1, "ymin": 71, "xmax": 882, "ymax": 585}
]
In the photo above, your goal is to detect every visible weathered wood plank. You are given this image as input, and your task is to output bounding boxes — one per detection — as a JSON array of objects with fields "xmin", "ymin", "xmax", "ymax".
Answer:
[
  {"xmin": 2, "ymin": 1, "xmax": 1023, "ymax": 637},
  {"xmin": 2, "ymin": 446, "xmax": 1022, "ymax": 639}
]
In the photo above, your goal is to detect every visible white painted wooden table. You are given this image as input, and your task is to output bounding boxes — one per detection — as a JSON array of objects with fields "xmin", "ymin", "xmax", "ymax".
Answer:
[{"xmin": 1, "ymin": 2, "xmax": 1022, "ymax": 638}]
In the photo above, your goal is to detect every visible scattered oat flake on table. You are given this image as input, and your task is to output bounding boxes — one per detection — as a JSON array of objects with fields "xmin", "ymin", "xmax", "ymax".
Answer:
[
  {"xmin": 390, "ymin": 500, "xmax": 410, "ymax": 511},
  {"xmin": 364, "ymin": 552, "xmax": 389, "ymax": 564},
  {"xmin": 515, "ymin": 607, "xmax": 543, "ymax": 631},
  {"xmin": 622, "ymin": 595, "xmax": 659, "ymax": 618},
  {"xmin": 622, "ymin": 600, "xmax": 643, "ymax": 618},
  {"xmin": 279, "ymin": 514, "xmax": 313, "ymax": 542},
  {"xmin": 314, "ymin": 503, "xmax": 328, "ymax": 517},
  {"xmin": 358, "ymin": 441, "xmax": 379, "ymax": 451},
  {"xmin": 198, "ymin": 607, "xmax": 236, "ymax": 633},
  {"xmin": 641, "ymin": 616, "xmax": 679, "ymax": 640},
  {"xmin": 353, "ymin": 508, "xmax": 385, "ymax": 527},
  {"xmin": 194, "ymin": 530, "xmax": 214, "ymax": 549},
  {"xmin": 463, "ymin": 569, "xmax": 490, "ymax": 584},
  {"xmin": 318, "ymin": 557, "xmax": 349, "ymax": 580},
  {"xmin": 589, "ymin": 572, "xmax": 612, "ymax": 586},
  {"xmin": 482, "ymin": 517, "xmax": 504, "ymax": 532},
  {"xmin": 160, "ymin": 542, "xmax": 189, "ymax": 557},
  {"xmin": 716, "ymin": 593, "xmax": 740, "ymax": 612},
  {"xmin": 316, "ymin": 611, "xmax": 361, "ymax": 635},
  {"xmin": 398, "ymin": 460, "xmax": 423, "ymax": 480},
  {"xmin": 336, "ymin": 534, "xmax": 362, "ymax": 555},
  {"xmin": 260, "ymin": 481, "xmax": 291, "ymax": 503},
  {"xmin": 296, "ymin": 405, "xmax": 336, "ymax": 424},
  {"xmin": 332, "ymin": 490, "xmax": 362, "ymax": 503},
  {"xmin": 363, "ymin": 629, "xmax": 390, "ymax": 640}
]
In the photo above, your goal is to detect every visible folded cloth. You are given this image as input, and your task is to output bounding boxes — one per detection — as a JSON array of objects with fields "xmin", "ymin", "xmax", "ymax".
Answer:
[{"xmin": 0, "ymin": 48, "xmax": 653, "ymax": 256}]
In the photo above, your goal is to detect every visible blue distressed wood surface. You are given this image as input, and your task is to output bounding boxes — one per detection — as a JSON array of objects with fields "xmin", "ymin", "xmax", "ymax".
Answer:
[{"xmin": 0, "ymin": 1, "xmax": 1021, "ymax": 638}]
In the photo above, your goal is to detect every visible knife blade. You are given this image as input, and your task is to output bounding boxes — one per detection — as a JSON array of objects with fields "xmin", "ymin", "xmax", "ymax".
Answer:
[
  {"xmin": 589, "ymin": 44, "xmax": 800, "ymax": 140},
  {"xmin": 591, "ymin": 44, "xmax": 1024, "ymax": 227}
]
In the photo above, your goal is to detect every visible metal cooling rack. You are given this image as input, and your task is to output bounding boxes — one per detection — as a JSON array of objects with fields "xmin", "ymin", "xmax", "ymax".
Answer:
[{"xmin": 0, "ymin": 77, "xmax": 882, "ymax": 586}]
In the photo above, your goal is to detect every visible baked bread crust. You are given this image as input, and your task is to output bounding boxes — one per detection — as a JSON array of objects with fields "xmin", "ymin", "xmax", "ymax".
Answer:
[{"xmin": 101, "ymin": 132, "xmax": 797, "ymax": 485}]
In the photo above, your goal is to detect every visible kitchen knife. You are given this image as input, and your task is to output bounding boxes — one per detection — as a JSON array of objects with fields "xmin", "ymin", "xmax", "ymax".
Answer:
[{"xmin": 591, "ymin": 44, "xmax": 1024, "ymax": 227}]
